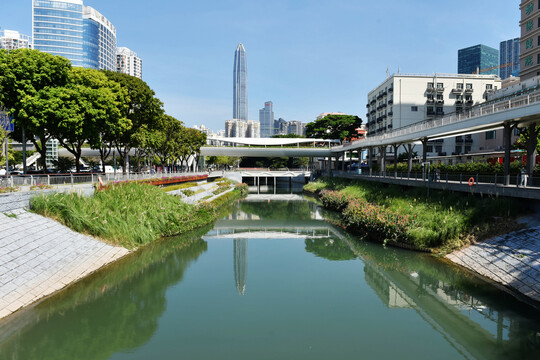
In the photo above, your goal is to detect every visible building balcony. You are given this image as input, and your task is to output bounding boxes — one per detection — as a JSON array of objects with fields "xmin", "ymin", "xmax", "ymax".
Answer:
[
  {"xmin": 381, "ymin": 103, "xmax": 387, "ymax": 108},
  {"xmin": 455, "ymin": 100, "xmax": 463, "ymax": 105},
  {"xmin": 426, "ymin": 87, "xmax": 436, "ymax": 93},
  {"xmin": 382, "ymin": 114, "xmax": 387, "ymax": 119},
  {"xmin": 388, "ymin": 99, "xmax": 393, "ymax": 105},
  {"xmin": 366, "ymin": 104, "xmax": 370, "ymax": 108},
  {"xmin": 427, "ymin": 112, "xmax": 435, "ymax": 116},
  {"xmin": 388, "ymin": 111, "xmax": 393, "ymax": 116},
  {"xmin": 370, "ymin": 110, "xmax": 376, "ymax": 115},
  {"xmin": 464, "ymin": 88, "xmax": 473, "ymax": 93},
  {"xmin": 436, "ymin": 100, "xmax": 444, "ymax": 104},
  {"xmin": 388, "ymin": 124, "xmax": 393, "ymax": 129},
  {"xmin": 377, "ymin": 117, "xmax": 383, "ymax": 123},
  {"xmin": 436, "ymin": 87, "xmax": 445, "ymax": 92},
  {"xmin": 371, "ymin": 100, "xmax": 376, "ymax": 105},
  {"xmin": 465, "ymin": 138, "xmax": 473, "ymax": 143},
  {"xmin": 452, "ymin": 88, "xmax": 464, "ymax": 94},
  {"xmin": 466, "ymin": 100, "xmax": 474, "ymax": 105},
  {"xmin": 377, "ymin": 94, "xmax": 383, "ymax": 100},
  {"xmin": 382, "ymin": 91, "xmax": 387, "ymax": 97},
  {"xmin": 427, "ymin": 99, "xmax": 435, "ymax": 104},
  {"xmin": 456, "ymin": 136, "xmax": 464, "ymax": 143},
  {"xmin": 388, "ymin": 87, "xmax": 393, "ymax": 93}
]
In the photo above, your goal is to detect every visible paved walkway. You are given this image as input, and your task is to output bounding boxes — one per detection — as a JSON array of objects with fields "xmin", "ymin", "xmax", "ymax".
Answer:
[
  {"xmin": 447, "ymin": 225, "xmax": 540, "ymax": 303},
  {"xmin": 0, "ymin": 209, "xmax": 129, "ymax": 320}
]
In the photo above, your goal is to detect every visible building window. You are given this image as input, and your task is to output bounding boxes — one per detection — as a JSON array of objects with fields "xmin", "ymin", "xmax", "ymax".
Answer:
[
  {"xmin": 455, "ymin": 146, "xmax": 462, "ymax": 154},
  {"xmin": 527, "ymin": 38, "xmax": 534, "ymax": 49},
  {"xmin": 436, "ymin": 94, "xmax": 443, "ymax": 100},
  {"xmin": 465, "ymin": 83, "xmax": 473, "ymax": 89},
  {"xmin": 486, "ymin": 84, "xmax": 493, "ymax": 90},
  {"xmin": 465, "ymin": 146, "xmax": 471, "ymax": 153},
  {"xmin": 436, "ymin": 107, "xmax": 444, "ymax": 115},
  {"xmin": 485, "ymin": 131, "xmax": 496, "ymax": 140},
  {"xmin": 537, "ymin": 53, "xmax": 540, "ymax": 65},
  {"xmin": 427, "ymin": 106, "xmax": 434, "ymax": 115},
  {"xmin": 457, "ymin": 83, "xmax": 463, "ymax": 89},
  {"xmin": 435, "ymin": 145, "xmax": 442, "ymax": 153},
  {"xmin": 426, "ymin": 145, "xmax": 433, "ymax": 153},
  {"xmin": 436, "ymin": 83, "xmax": 443, "ymax": 89},
  {"xmin": 525, "ymin": 56, "xmax": 533, "ymax": 66},
  {"xmin": 411, "ymin": 106, "xmax": 418, "ymax": 112},
  {"xmin": 538, "ymin": 35, "xmax": 540, "ymax": 46},
  {"xmin": 527, "ymin": 2, "xmax": 534, "ymax": 15},
  {"xmin": 427, "ymin": 82, "xmax": 434, "ymax": 89}
]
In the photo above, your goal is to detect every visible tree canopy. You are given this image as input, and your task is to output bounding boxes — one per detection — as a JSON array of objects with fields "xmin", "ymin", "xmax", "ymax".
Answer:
[{"xmin": 305, "ymin": 114, "xmax": 362, "ymax": 140}]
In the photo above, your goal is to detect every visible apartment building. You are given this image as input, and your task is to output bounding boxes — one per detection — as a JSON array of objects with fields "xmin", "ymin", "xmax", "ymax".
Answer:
[
  {"xmin": 365, "ymin": 74, "xmax": 502, "ymax": 157},
  {"xmin": 0, "ymin": 30, "xmax": 32, "ymax": 50},
  {"xmin": 117, "ymin": 47, "xmax": 142, "ymax": 79}
]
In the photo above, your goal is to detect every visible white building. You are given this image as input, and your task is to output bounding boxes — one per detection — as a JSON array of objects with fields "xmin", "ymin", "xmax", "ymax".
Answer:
[
  {"xmin": 246, "ymin": 120, "xmax": 260, "ymax": 138},
  {"xmin": 0, "ymin": 30, "xmax": 32, "ymax": 50},
  {"xmin": 366, "ymin": 73, "xmax": 502, "ymax": 157},
  {"xmin": 225, "ymin": 119, "xmax": 259, "ymax": 138},
  {"xmin": 117, "ymin": 47, "xmax": 142, "ymax": 79}
]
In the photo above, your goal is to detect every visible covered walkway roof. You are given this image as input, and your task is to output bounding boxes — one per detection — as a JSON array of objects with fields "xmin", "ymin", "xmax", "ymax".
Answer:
[{"xmin": 209, "ymin": 137, "xmax": 340, "ymax": 146}]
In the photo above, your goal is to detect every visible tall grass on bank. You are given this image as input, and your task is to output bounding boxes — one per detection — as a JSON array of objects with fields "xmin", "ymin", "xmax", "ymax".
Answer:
[
  {"xmin": 306, "ymin": 178, "xmax": 522, "ymax": 250},
  {"xmin": 31, "ymin": 182, "xmax": 244, "ymax": 248}
]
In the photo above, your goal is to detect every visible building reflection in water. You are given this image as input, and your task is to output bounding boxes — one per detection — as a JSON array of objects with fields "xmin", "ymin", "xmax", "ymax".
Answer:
[{"xmin": 233, "ymin": 239, "xmax": 248, "ymax": 295}]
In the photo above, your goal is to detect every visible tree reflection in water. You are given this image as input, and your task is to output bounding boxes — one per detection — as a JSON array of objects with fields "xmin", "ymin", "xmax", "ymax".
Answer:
[{"xmin": 0, "ymin": 227, "xmax": 209, "ymax": 360}]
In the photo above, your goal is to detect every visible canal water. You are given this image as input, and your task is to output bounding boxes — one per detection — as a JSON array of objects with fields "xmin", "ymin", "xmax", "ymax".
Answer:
[{"xmin": 0, "ymin": 192, "xmax": 539, "ymax": 359}]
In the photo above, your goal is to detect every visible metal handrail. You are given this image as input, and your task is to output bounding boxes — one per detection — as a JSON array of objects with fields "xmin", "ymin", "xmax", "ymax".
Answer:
[{"xmin": 338, "ymin": 89, "xmax": 540, "ymax": 151}]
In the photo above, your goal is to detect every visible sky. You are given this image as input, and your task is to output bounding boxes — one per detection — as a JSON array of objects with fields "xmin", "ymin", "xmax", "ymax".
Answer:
[{"xmin": 1, "ymin": 0, "xmax": 521, "ymax": 132}]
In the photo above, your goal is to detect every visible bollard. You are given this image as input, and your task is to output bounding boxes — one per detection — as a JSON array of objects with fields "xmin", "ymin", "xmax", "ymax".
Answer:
[
  {"xmin": 47, "ymin": 174, "xmax": 50, "ymax": 185},
  {"xmin": 71, "ymin": 173, "xmax": 73, "ymax": 185},
  {"xmin": 31, "ymin": 175, "xmax": 34, "ymax": 186}
]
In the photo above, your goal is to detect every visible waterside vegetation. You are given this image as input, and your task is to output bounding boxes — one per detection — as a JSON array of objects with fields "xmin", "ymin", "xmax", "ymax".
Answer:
[
  {"xmin": 31, "ymin": 182, "xmax": 248, "ymax": 248},
  {"xmin": 304, "ymin": 177, "xmax": 523, "ymax": 254}
]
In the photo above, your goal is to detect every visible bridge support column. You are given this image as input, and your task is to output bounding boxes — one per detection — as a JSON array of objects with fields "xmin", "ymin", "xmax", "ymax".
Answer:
[
  {"xmin": 393, "ymin": 144, "xmax": 399, "ymax": 178},
  {"xmin": 341, "ymin": 152, "xmax": 345, "ymax": 172},
  {"xmin": 503, "ymin": 122, "xmax": 513, "ymax": 185},
  {"xmin": 421, "ymin": 137, "xmax": 428, "ymax": 164},
  {"xmin": 404, "ymin": 144, "xmax": 415, "ymax": 176},
  {"xmin": 380, "ymin": 146, "xmax": 387, "ymax": 177},
  {"xmin": 526, "ymin": 122, "xmax": 540, "ymax": 182},
  {"xmin": 368, "ymin": 147, "xmax": 373, "ymax": 175}
]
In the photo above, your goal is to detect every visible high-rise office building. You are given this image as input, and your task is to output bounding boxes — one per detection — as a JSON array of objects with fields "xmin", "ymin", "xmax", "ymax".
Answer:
[
  {"xmin": 274, "ymin": 118, "xmax": 288, "ymax": 135},
  {"xmin": 288, "ymin": 120, "xmax": 306, "ymax": 136},
  {"xmin": 233, "ymin": 43, "xmax": 248, "ymax": 121},
  {"xmin": 32, "ymin": 0, "xmax": 84, "ymax": 67},
  {"xmin": 520, "ymin": 1, "xmax": 540, "ymax": 80},
  {"xmin": 83, "ymin": 6, "xmax": 117, "ymax": 71},
  {"xmin": 0, "ymin": 30, "xmax": 32, "ymax": 50},
  {"xmin": 32, "ymin": 0, "xmax": 118, "ymax": 71},
  {"xmin": 117, "ymin": 47, "xmax": 142, "ymax": 79},
  {"xmin": 259, "ymin": 101, "xmax": 274, "ymax": 138},
  {"xmin": 458, "ymin": 44, "xmax": 499, "ymax": 76},
  {"xmin": 500, "ymin": 38, "xmax": 520, "ymax": 79}
]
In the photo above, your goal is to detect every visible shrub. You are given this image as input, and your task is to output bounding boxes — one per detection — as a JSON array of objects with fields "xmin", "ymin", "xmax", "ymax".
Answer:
[
  {"xmin": 182, "ymin": 189, "xmax": 196, "ymax": 197},
  {"xmin": 319, "ymin": 190, "xmax": 352, "ymax": 211},
  {"xmin": 342, "ymin": 199, "xmax": 411, "ymax": 244}
]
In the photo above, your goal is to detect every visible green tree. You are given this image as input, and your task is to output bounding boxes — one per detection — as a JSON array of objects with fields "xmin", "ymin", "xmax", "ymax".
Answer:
[
  {"xmin": 305, "ymin": 114, "xmax": 362, "ymax": 140},
  {"xmin": 153, "ymin": 114, "xmax": 185, "ymax": 169},
  {"xmin": 185, "ymin": 128, "xmax": 207, "ymax": 171},
  {"xmin": 103, "ymin": 71, "xmax": 164, "ymax": 173},
  {"xmin": 0, "ymin": 49, "xmax": 71, "ymax": 172}
]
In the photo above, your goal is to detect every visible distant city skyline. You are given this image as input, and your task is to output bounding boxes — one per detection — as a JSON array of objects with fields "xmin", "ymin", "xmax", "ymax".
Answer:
[{"xmin": 1, "ymin": 1, "xmax": 520, "ymax": 131}]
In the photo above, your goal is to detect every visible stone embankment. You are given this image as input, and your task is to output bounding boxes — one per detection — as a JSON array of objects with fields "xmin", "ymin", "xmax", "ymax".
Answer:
[
  {"xmin": 447, "ymin": 217, "xmax": 540, "ymax": 304},
  {"xmin": 0, "ymin": 179, "xmax": 233, "ymax": 321}
]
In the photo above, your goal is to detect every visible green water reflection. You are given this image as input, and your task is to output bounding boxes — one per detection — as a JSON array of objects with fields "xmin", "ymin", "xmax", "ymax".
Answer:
[{"xmin": 0, "ymin": 196, "xmax": 539, "ymax": 359}]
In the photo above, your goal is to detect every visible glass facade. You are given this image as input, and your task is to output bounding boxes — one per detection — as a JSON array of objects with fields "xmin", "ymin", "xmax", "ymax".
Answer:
[
  {"xmin": 458, "ymin": 44, "xmax": 499, "ymax": 76},
  {"xmin": 32, "ymin": 0, "xmax": 84, "ymax": 67},
  {"xmin": 259, "ymin": 101, "xmax": 274, "ymax": 138},
  {"xmin": 233, "ymin": 43, "xmax": 248, "ymax": 121},
  {"xmin": 500, "ymin": 38, "xmax": 520, "ymax": 79},
  {"xmin": 82, "ymin": 6, "xmax": 117, "ymax": 71}
]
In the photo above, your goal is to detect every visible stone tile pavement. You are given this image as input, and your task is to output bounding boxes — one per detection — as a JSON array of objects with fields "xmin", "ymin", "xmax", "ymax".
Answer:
[
  {"xmin": 447, "ymin": 225, "xmax": 540, "ymax": 303},
  {"xmin": 0, "ymin": 209, "xmax": 129, "ymax": 320}
]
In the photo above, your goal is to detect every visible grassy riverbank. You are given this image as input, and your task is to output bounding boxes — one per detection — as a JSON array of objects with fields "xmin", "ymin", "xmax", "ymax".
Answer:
[
  {"xmin": 31, "ymin": 182, "xmax": 248, "ymax": 248},
  {"xmin": 304, "ymin": 177, "xmax": 524, "ymax": 254}
]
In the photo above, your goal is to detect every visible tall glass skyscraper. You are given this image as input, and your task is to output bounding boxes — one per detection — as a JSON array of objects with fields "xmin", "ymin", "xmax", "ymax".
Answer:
[
  {"xmin": 233, "ymin": 43, "xmax": 248, "ymax": 121},
  {"xmin": 259, "ymin": 101, "xmax": 274, "ymax": 138},
  {"xmin": 500, "ymin": 38, "xmax": 520, "ymax": 79},
  {"xmin": 458, "ymin": 44, "xmax": 499, "ymax": 76},
  {"xmin": 82, "ymin": 6, "xmax": 116, "ymax": 71},
  {"xmin": 32, "ymin": 0, "xmax": 84, "ymax": 67}
]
